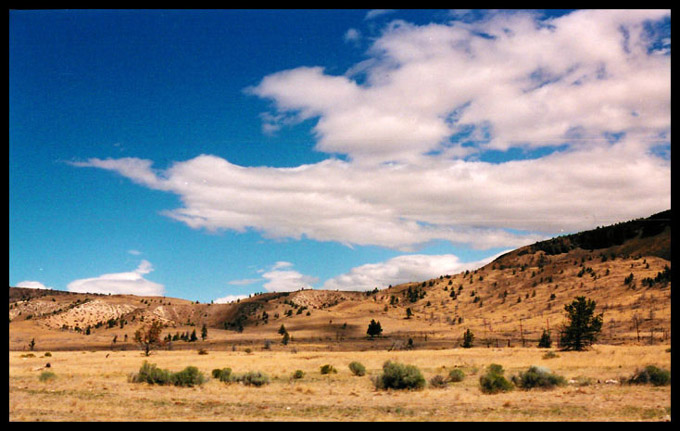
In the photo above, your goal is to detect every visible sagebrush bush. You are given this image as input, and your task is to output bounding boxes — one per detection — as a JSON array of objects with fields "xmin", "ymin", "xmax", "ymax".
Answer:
[
  {"xmin": 627, "ymin": 365, "xmax": 671, "ymax": 386},
  {"xmin": 235, "ymin": 371, "xmax": 270, "ymax": 387},
  {"xmin": 291, "ymin": 369, "xmax": 305, "ymax": 380},
  {"xmin": 479, "ymin": 363, "xmax": 513, "ymax": 394},
  {"xmin": 43, "ymin": 352, "xmax": 52, "ymax": 357},
  {"xmin": 130, "ymin": 361, "xmax": 172, "ymax": 385},
  {"xmin": 429, "ymin": 374, "xmax": 448, "ymax": 388},
  {"xmin": 130, "ymin": 361, "xmax": 205, "ymax": 387},
  {"xmin": 511, "ymin": 366, "xmax": 566, "ymax": 390},
  {"xmin": 38, "ymin": 371, "xmax": 56, "ymax": 382},
  {"xmin": 348, "ymin": 361, "xmax": 366, "ymax": 376},
  {"xmin": 212, "ymin": 367, "xmax": 233, "ymax": 382},
  {"xmin": 320, "ymin": 364, "xmax": 337, "ymax": 375},
  {"xmin": 373, "ymin": 360, "xmax": 426, "ymax": 390},
  {"xmin": 448, "ymin": 368, "xmax": 465, "ymax": 382},
  {"xmin": 171, "ymin": 366, "xmax": 206, "ymax": 387}
]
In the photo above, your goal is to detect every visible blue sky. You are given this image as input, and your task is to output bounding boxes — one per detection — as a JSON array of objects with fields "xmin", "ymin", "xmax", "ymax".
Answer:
[{"xmin": 10, "ymin": 9, "xmax": 670, "ymax": 302}]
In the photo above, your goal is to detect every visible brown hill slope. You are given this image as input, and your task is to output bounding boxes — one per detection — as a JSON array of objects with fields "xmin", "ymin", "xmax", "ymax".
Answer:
[{"xmin": 9, "ymin": 210, "xmax": 670, "ymax": 351}]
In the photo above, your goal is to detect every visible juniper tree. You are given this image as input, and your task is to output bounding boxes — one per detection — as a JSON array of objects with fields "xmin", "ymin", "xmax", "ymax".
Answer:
[{"xmin": 367, "ymin": 319, "xmax": 383, "ymax": 338}]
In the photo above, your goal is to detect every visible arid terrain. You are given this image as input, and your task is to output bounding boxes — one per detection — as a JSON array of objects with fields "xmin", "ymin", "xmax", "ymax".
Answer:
[{"xmin": 9, "ymin": 210, "xmax": 671, "ymax": 421}]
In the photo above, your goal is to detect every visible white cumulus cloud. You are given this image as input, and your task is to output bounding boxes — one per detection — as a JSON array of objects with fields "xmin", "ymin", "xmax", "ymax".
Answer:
[
  {"xmin": 322, "ymin": 253, "xmax": 501, "ymax": 291},
  {"xmin": 66, "ymin": 260, "xmax": 164, "ymax": 296},
  {"xmin": 261, "ymin": 262, "xmax": 318, "ymax": 292},
  {"xmin": 15, "ymin": 281, "xmax": 53, "ymax": 290},
  {"xmin": 73, "ymin": 10, "xmax": 670, "ymax": 252}
]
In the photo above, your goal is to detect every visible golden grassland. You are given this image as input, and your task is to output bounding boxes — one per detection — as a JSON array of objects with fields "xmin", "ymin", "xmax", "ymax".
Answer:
[{"xmin": 10, "ymin": 344, "xmax": 670, "ymax": 421}]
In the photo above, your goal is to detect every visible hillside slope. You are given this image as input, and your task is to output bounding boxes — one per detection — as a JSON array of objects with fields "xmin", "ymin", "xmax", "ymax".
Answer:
[{"xmin": 9, "ymin": 210, "xmax": 671, "ymax": 351}]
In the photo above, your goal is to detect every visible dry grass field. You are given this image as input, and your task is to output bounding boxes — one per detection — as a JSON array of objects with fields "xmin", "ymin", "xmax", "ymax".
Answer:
[
  {"xmin": 9, "ymin": 344, "xmax": 670, "ymax": 421},
  {"xmin": 10, "ymin": 215, "xmax": 671, "ymax": 421}
]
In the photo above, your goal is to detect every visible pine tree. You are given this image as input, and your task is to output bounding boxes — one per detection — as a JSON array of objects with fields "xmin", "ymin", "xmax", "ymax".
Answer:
[
  {"xmin": 201, "ymin": 323, "xmax": 208, "ymax": 341},
  {"xmin": 559, "ymin": 296, "xmax": 603, "ymax": 351}
]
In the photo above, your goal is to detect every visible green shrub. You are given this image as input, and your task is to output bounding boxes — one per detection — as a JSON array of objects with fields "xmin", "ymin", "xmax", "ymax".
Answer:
[
  {"xmin": 43, "ymin": 352, "xmax": 52, "ymax": 357},
  {"xmin": 212, "ymin": 367, "xmax": 233, "ymax": 382},
  {"xmin": 38, "ymin": 371, "xmax": 56, "ymax": 382},
  {"xmin": 373, "ymin": 361, "xmax": 426, "ymax": 390},
  {"xmin": 448, "ymin": 368, "xmax": 465, "ymax": 382},
  {"xmin": 130, "ymin": 361, "xmax": 205, "ymax": 387},
  {"xmin": 348, "ymin": 361, "xmax": 366, "ymax": 376},
  {"xmin": 130, "ymin": 361, "xmax": 172, "ymax": 384},
  {"xmin": 429, "ymin": 374, "xmax": 448, "ymax": 388},
  {"xmin": 627, "ymin": 365, "xmax": 671, "ymax": 386},
  {"xmin": 479, "ymin": 363, "xmax": 513, "ymax": 394},
  {"xmin": 511, "ymin": 366, "xmax": 566, "ymax": 390},
  {"xmin": 171, "ymin": 366, "xmax": 206, "ymax": 387},
  {"xmin": 235, "ymin": 371, "xmax": 270, "ymax": 387},
  {"xmin": 291, "ymin": 369, "xmax": 305, "ymax": 380},
  {"xmin": 320, "ymin": 364, "xmax": 337, "ymax": 375}
]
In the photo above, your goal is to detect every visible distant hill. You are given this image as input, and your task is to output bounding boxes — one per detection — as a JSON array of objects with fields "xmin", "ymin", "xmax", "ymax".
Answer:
[{"xmin": 9, "ymin": 210, "xmax": 671, "ymax": 352}]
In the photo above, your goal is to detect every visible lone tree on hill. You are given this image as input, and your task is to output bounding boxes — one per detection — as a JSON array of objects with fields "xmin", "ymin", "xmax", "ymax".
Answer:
[
  {"xmin": 134, "ymin": 320, "xmax": 164, "ymax": 356},
  {"xmin": 367, "ymin": 319, "xmax": 383, "ymax": 338},
  {"xmin": 559, "ymin": 296, "xmax": 603, "ymax": 351}
]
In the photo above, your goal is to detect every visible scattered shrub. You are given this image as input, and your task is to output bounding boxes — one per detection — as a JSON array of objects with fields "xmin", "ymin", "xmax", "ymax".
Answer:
[
  {"xmin": 212, "ymin": 367, "xmax": 233, "ymax": 382},
  {"xmin": 448, "ymin": 368, "xmax": 465, "ymax": 382},
  {"xmin": 43, "ymin": 352, "xmax": 52, "ymax": 357},
  {"xmin": 511, "ymin": 366, "xmax": 566, "ymax": 390},
  {"xmin": 627, "ymin": 365, "xmax": 671, "ymax": 386},
  {"xmin": 291, "ymin": 369, "xmax": 305, "ymax": 380},
  {"xmin": 197, "ymin": 348, "xmax": 208, "ymax": 355},
  {"xmin": 348, "ymin": 361, "xmax": 366, "ymax": 376},
  {"xmin": 373, "ymin": 361, "xmax": 426, "ymax": 390},
  {"xmin": 542, "ymin": 351, "xmax": 559, "ymax": 360},
  {"xmin": 570, "ymin": 376, "xmax": 594, "ymax": 386},
  {"xmin": 130, "ymin": 361, "xmax": 205, "ymax": 387},
  {"xmin": 171, "ymin": 366, "xmax": 206, "ymax": 387},
  {"xmin": 320, "ymin": 364, "xmax": 338, "ymax": 375},
  {"xmin": 235, "ymin": 371, "xmax": 270, "ymax": 387},
  {"xmin": 38, "ymin": 371, "xmax": 56, "ymax": 382},
  {"xmin": 479, "ymin": 363, "xmax": 514, "ymax": 394},
  {"xmin": 429, "ymin": 374, "xmax": 448, "ymax": 388},
  {"xmin": 129, "ymin": 361, "xmax": 172, "ymax": 385}
]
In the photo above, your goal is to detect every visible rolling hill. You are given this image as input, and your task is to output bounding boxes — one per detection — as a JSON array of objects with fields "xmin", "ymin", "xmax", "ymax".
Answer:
[{"xmin": 9, "ymin": 210, "xmax": 671, "ymax": 352}]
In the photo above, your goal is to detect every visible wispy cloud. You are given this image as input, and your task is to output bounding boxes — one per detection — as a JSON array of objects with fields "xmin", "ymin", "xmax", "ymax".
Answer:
[
  {"xmin": 344, "ymin": 28, "xmax": 361, "ymax": 44},
  {"xmin": 227, "ymin": 278, "xmax": 262, "ymax": 286},
  {"xmin": 66, "ymin": 260, "xmax": 164, "ymax": 296},
  {"xmin": 365, "ymin": 9, "xmax": 395, "ymax": 20}
]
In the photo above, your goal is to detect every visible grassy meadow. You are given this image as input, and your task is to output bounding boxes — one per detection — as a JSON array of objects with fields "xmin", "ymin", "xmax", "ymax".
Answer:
[{"xmin": 9, "ymin": 344, "xmax": 671, "ymax": 421}]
